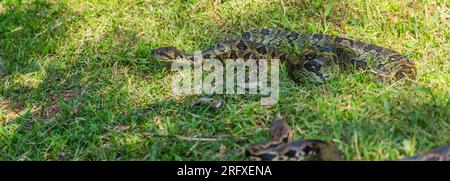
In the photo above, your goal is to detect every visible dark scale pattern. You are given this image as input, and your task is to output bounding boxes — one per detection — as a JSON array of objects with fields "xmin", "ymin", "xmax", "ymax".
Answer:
[
  {"xmin": 152, "ymin": 28, "xmax": 416, "ymax": 83},
  {"xmin": 365, "ymin": 44, "xmax": 384, "ymax": 52},
  {"xmin": 260, "ymin": 28, "xmax": 271, "ymax": 35},
  {"xmin": 244, "ymin": 52, "xmax": 256, "ymax": 59},
  {"xmin": 287, "ymin": 32, "xmax": 300, "ymax": 41},
  {"xmin": 270, "ymin": 50, "xmax": 278, "ymax": 58},
  {"xmin": 228, "ymin": 51, "xmax": 237, "ymax": 59},
  {"xmin": 256, "ymin": 46, "xmax": 267, "ymax": 54},
  {"xmin": 259, "ymin": 153, "xmax": 277, "ymax": 161},
  {"xmin": 304, "ymin": 60, "xmax": 321, "ymax": 73},
  {"xmin": 236, "ymin": 40, "xmax": 248, "ymax": 50},
  {"xmin": 284, "ymin": 150, "xmax": 298, "ymax": 158},
  {"xmin": 150, "ymin": 29, "xmax": 431, "ymax": 161},
  {"xmin": 241, "ymin": 32, "xmax": 251, "ymax": 40}
]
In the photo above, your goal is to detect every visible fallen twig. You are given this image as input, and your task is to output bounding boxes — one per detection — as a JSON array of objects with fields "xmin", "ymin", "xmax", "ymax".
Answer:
[{"xmin": 142, "ymin": 133, "xmax": 248, "ymax": 142}]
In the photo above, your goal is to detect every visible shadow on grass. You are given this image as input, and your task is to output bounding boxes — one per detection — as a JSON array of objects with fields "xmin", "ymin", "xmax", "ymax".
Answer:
[{"xmin": 0, "ymin": 0, "xmax": 79, "ymax": 110}]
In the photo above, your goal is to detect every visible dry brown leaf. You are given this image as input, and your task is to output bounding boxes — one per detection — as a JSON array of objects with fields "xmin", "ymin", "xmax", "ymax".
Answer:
[
  {"xmin": 154, "ymin": 116, "xmax": 164, "ymax": 131},
  {"xmin": 114, "ymin": 124, "xmax": 130, "ymax": 132}
]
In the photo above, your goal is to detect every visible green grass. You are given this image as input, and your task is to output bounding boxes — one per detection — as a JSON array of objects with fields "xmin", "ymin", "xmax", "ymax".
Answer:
[{"xmin": 0, "ymin": 0, "xmax": 448, "ymax": 160}]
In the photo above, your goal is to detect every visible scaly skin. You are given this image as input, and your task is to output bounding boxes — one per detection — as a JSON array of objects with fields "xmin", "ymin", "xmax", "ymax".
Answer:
[
  {"xmin": 245, "ymin": 115, "xmax": 342, "ymax": 161},
  {"xmin": 152, "ymin": 39, "xmax": 339, "ymax": 83},
  {"xmin": 151, "ymin": 29, "xmax": 433, "ymax": 161},
  {"xmin": 152, "ymin": 29, "xmax": 416, "ymax": 83},
  {"xmin": 240, "ymin": 28, "xmax": 417, "ymax": 81},
  {"xmin": 246, "ymin": 115, "xmax": 449, "ymax": 161}
]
